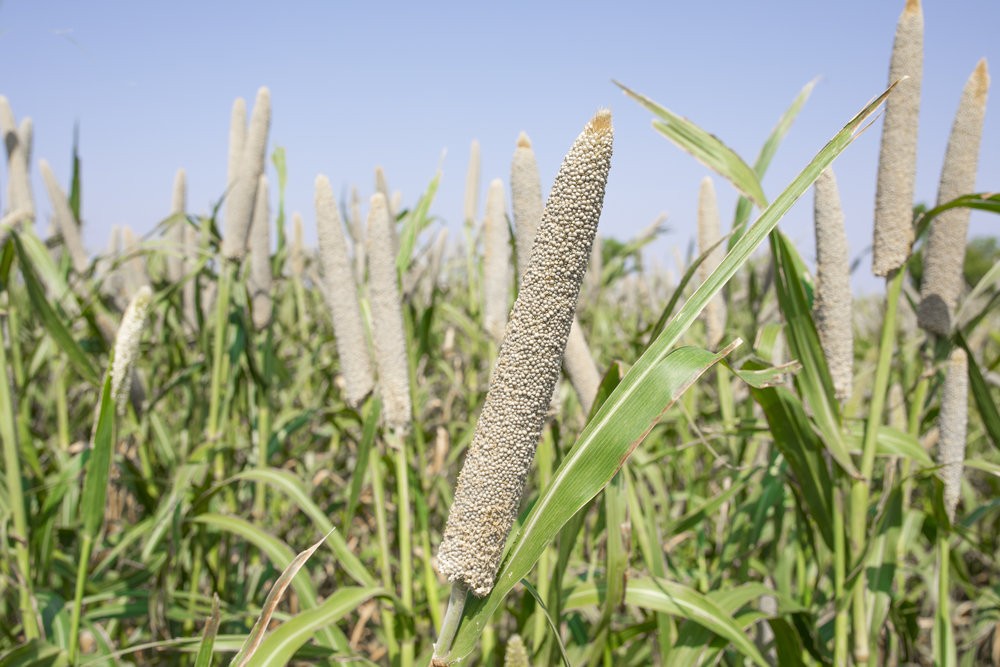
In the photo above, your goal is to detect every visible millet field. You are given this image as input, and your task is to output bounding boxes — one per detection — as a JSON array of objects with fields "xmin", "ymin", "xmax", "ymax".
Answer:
[{"xmin": 1, "ymin": 1, "xmax": 1000, "ymax": 665}]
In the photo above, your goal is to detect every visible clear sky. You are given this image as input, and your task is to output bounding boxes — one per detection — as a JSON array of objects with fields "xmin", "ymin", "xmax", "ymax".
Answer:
[{"xmin": 1, "ymin": 1, "xmax": 997, "ymax": 293}]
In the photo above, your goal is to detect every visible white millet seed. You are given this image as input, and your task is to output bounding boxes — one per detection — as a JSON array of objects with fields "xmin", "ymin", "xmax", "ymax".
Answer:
[
  {"xmin": 289, "ymin": 212, "xmax": 305, "ymax": 279},
  {"xmin": 464, "ymin": 139, "xmax": 481, "ymax": 224},
  {"xmin": 510, "ymin": 132, "xmax": 543, "ymax": 281},
  {"xmin": 315, "ymin": 175, "xmax": 375, "ymax": 408},
  {"xmin": 248, "ymin": 175, "xmax": 272, "ymax": 330},
  {"xmin": 222, "ymin": 88, "xmax": 270, "ymax": 261},
  {"xmin": 872, "ymin": 0, "xmax": 923, "ymax": 277},
  {"xmin": 39, "ymin": 159, "xmax": 89, "ymax": 275},
  {"xmin": 939, "ymin": 348, "xmax": 968, "ymax": 523},
  {"xmin": 166, "ymin": 168, "xmax": 187, "ymax": 284},
  {"xmin": 697, "ymin": 176, "xmax": 727, "ymax": 348},
  {"xmin": 367, "ymin": 193, "xmax": 412, "ymax": 431},
  {"xmin": 483, "ymin": 178, "xmax": 511, "ymax": 343},
  {"xmin": 510, "ymin": 131, "xmax": 600, "ymax": 412},
  {"xmin": 111, "ymin": 286, "xmax": 153, "ymax": 413},
  {"xmin": 437, "ymin": 109, "xmax": 613, "ymax": 596},
  {"xmin": 813, "ymin": 168, "xmax": 854, "ymax": 402},
  {"xmin": 918, "ymin": 59, "xmax": 989, "ymax": 335},
  {"xmin": 503, "ymin": 635, "xmax": 529, "ymax": 667}
]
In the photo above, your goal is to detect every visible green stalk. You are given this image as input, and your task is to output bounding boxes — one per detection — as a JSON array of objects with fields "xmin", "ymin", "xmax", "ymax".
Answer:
[
  {"xmin": 253, "ymin": 329, "xmax": 273, "ymax": 518},
  {"xmin": 208, "ymin": 262, "xmax": 235, "ymax": 479},
  {"xmin": 392, "ymin": 429, "xmax": 414, "ymax": 667},
  {"xmin": 849, "ymin": 267, "xmax": 904, "ymax": 662},
  {"xmin": 531, "ymin": 431, "xmax": 554, "ymax": 649},
  {"xmin": 56, "ymin": 357, "xmax": 70, "ymax": 450},
  {"xmin": 934, "ymin": 535, "xmax": 956, "ymax": 666},
  {"xmin": 0, "ymin": 311, "xmax": 39, "ymax": 639},
  {"xmin": 369, "ymin": 445, "xmax": 399, "ymax": 659},
  {"xmin": 67, "ymin": 534, "xmax": 94, "ymax": 664},
  {"xmin": 833, "ymin": 487, "xmax": 848, "ymax": 667}
]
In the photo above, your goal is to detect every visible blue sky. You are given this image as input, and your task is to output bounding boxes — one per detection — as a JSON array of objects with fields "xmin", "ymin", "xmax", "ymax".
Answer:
[{"xmin": 1, "ymin": 1, "xmax": 997, "ymax": 293}]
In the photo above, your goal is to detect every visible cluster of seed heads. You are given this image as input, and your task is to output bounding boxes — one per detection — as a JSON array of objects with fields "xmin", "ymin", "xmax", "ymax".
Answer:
[
  {"xmin": 437, "ymin": 109, "xmax": 613, "ymax": 597},
  {"xmin": 222, "ymin": 88, "xmax": 271, "ymax": 262},
  {"xmin": 697, "ymin": 176, "xmax": 726, "ymax": 349}
]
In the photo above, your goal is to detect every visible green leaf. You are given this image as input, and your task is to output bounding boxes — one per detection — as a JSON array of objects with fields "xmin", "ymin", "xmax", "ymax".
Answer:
[
  {"xmin": 957, "ymin": 334, "xmax": 1000, "ymax": 452},
  {"xmin": 396, "ymin": 170, "xmax": 440, "ymax": 275},
  {"xmin": 732, "ymin": 78, "xmax": 817, "ymax": 238},
  {"xmin": 241, "ymin": 587, "xmax": 383, "ymax": 667},
  {"xmin": 750, "ymin": 384, "xmax": 836, "ymax": 549},
  {"xmin": 194, "ymin": 594, "xmax": 221, "ymax": 667},
  {"xmin": 230, "ymin": 532, "xmax": 331, "ymax": 666},
  {"xmin": 229, "ymin": 468, "xmax": 375, "ymax": 588},
  {"xmin": 79, "ymin": 372, "xmax": 115, "ymax": 539},
  {"xmin": 564, "ymin": 577, "xmax": 770, "ymax": 667},
  {"xmin": 770, "ymin": 230, "xmax": 859, "ymax": 477},
  {"xmin": 192, "ymin": 514, "xmax": 342, "ymax": 650},
  {"xmin": 12, "ymin": 234, "xmax": 99, "ymax": 385},
  {"xmin": 0, "ymin": 639, "xmax": 68, "ymax": 667},
  {"xmin": 615, "ymin": 81, "xmax": 767, "ymax": 209}
]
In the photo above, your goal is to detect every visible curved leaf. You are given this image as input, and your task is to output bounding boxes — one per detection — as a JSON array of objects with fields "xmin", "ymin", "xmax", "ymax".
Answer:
[
  {"xmin": 564, "ymin": 577, "xmax": 769, "ymax": 667},
  {"xmin": 242, "ymin": 587, "xmax": 384, "ymax": 667}
]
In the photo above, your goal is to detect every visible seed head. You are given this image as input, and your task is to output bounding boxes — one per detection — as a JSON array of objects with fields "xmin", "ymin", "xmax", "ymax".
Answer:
[
  {"xmin": 938, "ymin": 348, "xmax": 968, "ymax": 523},
  {"xmin": 111, "ymin": 286, "xmax": 153, "ymax": 413},
  {"xmin": 813, "ymin": 168, "xmax": 854, "ymax": 402},
  {"xmin": 872, "ymin": 0, "xmax": 923, "ymax": 276},
  {"xmin": 510, "ymin": 133, "xmax": 600, "ymax": 412},
  {"xmin": 918, "ymin": 59, "xmax": 989, "ymax": 335},
  {"xmin": 315, "ymin": 175, "xmax": 375, "ymax": 408},
  {"xmin": 437, "ymin": 109, "xmax": 613, "ymax": 596},
  {"xmin": 367, "ymin": 193, "xmax": 412, "ymax": 430},
  {"xmin": 464, "ymin": 139, "xmax": 481, "ymax": 224},
  {"xmin": 248, "ymin": 174, "xmax": 272, "ymax": 330},
  {"xmin": 0, "ymin": 98, "xmax": 34, "ymax": 220},
  {"xmin": 483, "ymin": 178, "xmax": 511, "ymax": 342},
  {"xmin": 503, "ymin": 635, "xmax": 529, "ymax": 667},
  {"xmin": 698, "ymin": 176, "xmax": 726, "ymax": 348},
  {"xmin": 222, "ymin": 88, "xmax": 270, "ymax": 261},
  {"xmin": 166, "ymin": 168, "xmax": 187, "ymax": 284},
  {"xmin": 289, "ymin": 212, "xmax": 305, "ymax": 279},
  {"xmin": 511, "ymin": 132, "xmax": 543, "ymax": 281},
  {"xmin": 39, "ymin": 159, "xmax": 89, "ymax": 275}
]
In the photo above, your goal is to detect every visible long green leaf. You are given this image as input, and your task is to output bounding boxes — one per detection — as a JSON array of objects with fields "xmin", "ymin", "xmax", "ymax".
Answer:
[
  {"xmin": 771, "ymin": 230, "xmax": 859, "ymax": 477},
  {"xmin": 231, "ymin": 532, "xmax": 331, "ymax": 666},
  {"xmin": 229, "ymin": 468, "xmax": 375, "ymax": 587},
  {"xmin": 751, "ymin": 384, "xmax": 835, "ymax": 549},
  {"xmin": 616, "ymin": 81, "xmax": 767, "ymax": 208},
  {"xmin": 732, "ymin": 78, "xmax": 817, "ymax": 236},
  {"xmin": 564, "ymin": 577, "xmax": 769, "ymax": 667},
  {"xmin": 443, "ymin": 83, "xmax": 893, "ymax": 662},
  {"xmin": 192, "ymin": 514, "xmax": 341, "ymax": 650},
  {"xmin": 242, "ymin": 587, "xmax": 383, "ymax": 667},
  {"xmin": 194, "ymin": 594, "xmax": 221, "ymax": 667},
  {"xmin": 12, "ymin": 234, "xmax": 99, "ymax": 384},
  {"xmin": 79, "ymin": 372, "xmax": 115, "ymax": 539}
]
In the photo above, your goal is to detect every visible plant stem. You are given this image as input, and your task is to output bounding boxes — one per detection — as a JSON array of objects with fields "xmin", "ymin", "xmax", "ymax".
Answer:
[
  {"xmin": 849, "ymin": 267, "xmax": 904, "ymax": 662},
  {"xmin": 0, "ymin": 309, "xmax": 39, "ymax": 640},
  {"xmin": 67, "ymin": 533, "xmax": 93, "ymax": 664},
  {"xmin": 433, "ymin": 583, "xmax": 469, "ymax": 664},
  {"xmin": 208, "ymin": 261, "xmax": 234, "ymax": 480},
  {"xmin": 392, "ymin": 428, "xmax": 414, "ymax": 667},
  {"xmin": 369, "ymin": 443, "xmax": 399, "ymax": 659}
]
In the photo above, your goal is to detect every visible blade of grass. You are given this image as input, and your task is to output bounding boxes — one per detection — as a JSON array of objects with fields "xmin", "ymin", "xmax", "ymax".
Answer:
[{"xmin": 615, "ymin": 81, "xmax": 767, "ymax": 208}]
